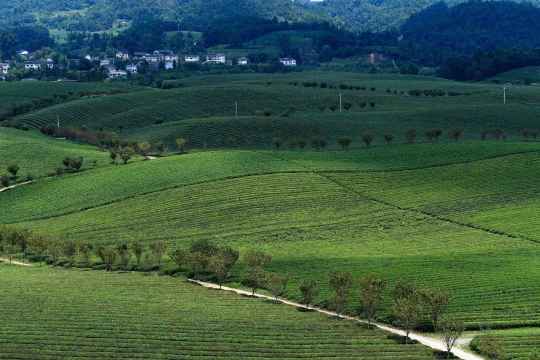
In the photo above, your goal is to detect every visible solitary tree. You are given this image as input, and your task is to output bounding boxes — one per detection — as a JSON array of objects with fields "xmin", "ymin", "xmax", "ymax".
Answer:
[
  {"xmin": 149, "ymin": 241, "xmax": 167, "ymax": 267},
  {"xmin": 137, "ymin": 142, "xmax": 152, "ymax": 157},
  {"xmin": 384, "ymin": 134, "xmax": 394, "ymax": 144},
  {"xmin": 420, "ymin": 288, "xmax": 449, "ymax": 331},
  {"xmin": 130, "ymin": 242, "xmax": 145, "ymax": 267},
  {"xmin": 116, "ymin": 242, "xmax": 130, "ymax": 268},
  {"xmin": 299, "ymin": 279, "xmax": 319, "ymax": 309},
  {"xmin": 7, "ymin": 164, "xmax": 19, "ymax": 179},
  {"xmin": 97, "ymin": 246, "xmax": 117, "ymax": 271},
  {"xmin": 439, "ymin": 317, "xmax": 464, "ymax": 358},
  {"xmin": 449, "ymin": 129, "xmax": 464, "ymax": 142},
  {"xmin": 268, "ymin": 273, "xmax": 288, "ymax": 302},
  {"xmin": 337, "ymin": 137, "xmax": 352, "ymax": 150},
  {"xmin": 393, "ymin": 291, "xmax": 423, "ymax": 343},
  {"xmin": 120, "ymin": 147, "xmax": 135, "ymax": 164},
  {"xmin": 361, "ymin": 133, "xmax": 374, "ymax": 147},
  {"xmin": 329, "ymin": 271, "xmax": 353, "ymax": 316},
  {"xmin": 405, "ymin": 129, "xmax": 417, "ymax": 144},
  {"xmin": 243, "ymin": 266, "xmax": 267, "ymax": 296},
  {"xmin": 0, "ymin": 175, "xmax": 10, "ymax": 187},
  {"xmin": 359, "ymin": 274, "xmax": 386, "ymax": 326},
  {"xmin": 244, "ymin": 250, "xmax": 272, "ymax": 269},
  {"xmin": 175, "ymin": 138, "xmax": 187, "ymax": 153},
  {"xmin": 208, "ymin": 255, "xmax": 228, "ymax": 288}
]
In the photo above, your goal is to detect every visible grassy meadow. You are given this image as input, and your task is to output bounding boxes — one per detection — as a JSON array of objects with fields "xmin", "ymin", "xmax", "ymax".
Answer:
[{"xmin": 0, "ymin": 264, "xmax": 438, "ymax": 359}]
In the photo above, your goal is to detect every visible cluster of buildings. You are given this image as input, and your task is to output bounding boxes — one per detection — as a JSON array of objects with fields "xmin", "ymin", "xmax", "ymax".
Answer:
[
  {"xmin": 100, "ymin": 51, "xmax": 297, "ymax": 79},
  {"xmin": 0, "ymin": 48, "xmax": 299, "ymax": 80},
  {"xmin": 0, "ymin": 50, "xmax": 58, "ymax": 79}
]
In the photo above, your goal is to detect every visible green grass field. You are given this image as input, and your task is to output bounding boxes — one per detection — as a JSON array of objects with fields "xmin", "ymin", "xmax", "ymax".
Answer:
[
  {"xmin": 471, "ymin": 328, "xmax": 540, "ymax": 359},
  {"xmin": 0, "ymin": 264, "xmax": 438, "ymax": 359},
  {"xmin": 0, "ymin": 127, "xmax": 110, "ymax": 180}
]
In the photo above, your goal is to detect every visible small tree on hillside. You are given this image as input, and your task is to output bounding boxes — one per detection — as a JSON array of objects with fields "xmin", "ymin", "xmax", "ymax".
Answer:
[
  {"xmin": 78, "ymin": 242, "xmax": 94, "ymax": 264},
  {"xmin": 449, "ymin": 129, "xmax": 464, "ymax": 142},
  {"xmin": 171, "ymin": 248, "xmax": 189, "ymax": 270},
  {"xmin": 359, "ymin": 274, "xmax": 386, "ymax": 326},
  {"xmin": 272, "ymin": 137, "xmax": 283, "ymax": 150},
  {"xmin": 62, "ymin": 240, "xmax": 78, "ymax": 262},
  {"xmin": 439, "ymin": 317, "xmax": 464, "ymax": 358},
  {"xmin": 96, "ymin": 246, "xmax": 117, "ymax": 271},
  {"xmin": 299, "ymin": 279, "xmax": 319, "ymax": 309},
  {"xmin": 131, "ymin": 241, "xmax": 145, "ymax": 267},
  {"xmin": 7, "ymin": 164, "xmax": 19, "ymax": 179},
  {"xmin": 109, "ymin": 150, "xmax": 118, "ymax": 164},
  {"xmin": 392, "ymin": 286, "xmax": 423, "ymax": 344},
  {"xmin": 150, "ymin": 241, "xmax": 167, "ymax": 267},
  {"xmin": 329, "ymin": 271, "xmax": 353, "ymax": 316},
  {"xmin": 116, "ymin": 242, "xmax": 130, "ymax": 268},
  {"xmin": 120, "ymin": 147, "xmax": 135, "ymax": 164},
  {"xmin": 208, "ymin": 255, "xmax": 228, "ymax": 288},
  {"xmin": 405, "ymin": 129, "xmax": 417, "ymax": 144},
  {"xmin": 244, "ymin": 250, "xmax": 272, "ymax": 269},
  {"xmin": 361, "ymin": 133, "xmax": 374, "ymax": 147},
  {"xmin": 268, "ymin": 273, "xmax": 289, "ymax": 302},
  {"xmin": 337, "ymin": 137, "xmax": 352, "ymax": 150},
  {"xmin": 137, "ymin": 142, "xmax": 152, "ymax": 157},
  {"xmin": 420, "ymin": 288, "xmax": 449, "ymax": 331},
  {"xmin": 243, "ymin": 266, "xmax": 267, "ymax": 296},
  {"xmin": 0, "ymin": 175, "xmax": 10, "ymax": 188},
  {"xmin": 175, "ymin": 138, "xmax": 187, "ymax": 153},
  {"xmin": 384, "ymin": 134, "xmax": 394, "ymax": 144}
]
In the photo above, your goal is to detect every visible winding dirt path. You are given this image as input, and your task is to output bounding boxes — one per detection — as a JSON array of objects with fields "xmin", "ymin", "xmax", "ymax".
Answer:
[
  {"xmin": 0, "ymin": 257, "xmax": 33, "ymax": 266},
  {"xmin": 0, "ymin": 180, "xmax": 33, "ymax": 193},
  {"xmin": 188, "ymin": 279, "xmax": 485, "ymax": 360}
]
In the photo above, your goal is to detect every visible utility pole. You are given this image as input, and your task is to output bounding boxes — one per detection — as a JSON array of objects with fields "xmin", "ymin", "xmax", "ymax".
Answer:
[
  {"xmin": 339, "ymin": 93, "xmax": 342, "ymax": 113},
  {"xmin": 235, "ymin": 101, "xmax": 238, "ymax": 118},
  {"xmin": 503, "ymin": 83, "xmax": 511, "ymax": 105},
  {"xmin": 56, "ymin": 115, "xmax": 60, "ymax": 129}
]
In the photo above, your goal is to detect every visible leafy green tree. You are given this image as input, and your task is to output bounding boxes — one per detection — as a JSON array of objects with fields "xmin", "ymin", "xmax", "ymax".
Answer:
[
  {"xmin": 420, "ymin": 288, "xmax": 449, "ymax": 331},
  {"xmin": 96, "ymin": 246, "xmax": 117, "ymax": 271},
  {"xmin": 120, "ymin": 146, "xmax": 135, "ymax": 164},
  {"xmin": 329, "ymin": 271, "xmax": 353, "ymax": 316},
  {"xmin": 130, "ymin": 241, "xmax": 145, "ymax": 266},
  {"xmin": 439, "ymin": 317, "xmax": 464, "ymax": 358},
  {"xmin": 150, "ymin": 241, "xmax": 167, "ymax": 267},
  {"xmin": 359, "ymin": 274, "xmax": 386, "ymax": 326},
  {"xmin": 299, "ymin": 279, "xmax": 319, "ymax": 309},
  {"xmin": 62, "ymin": 240, "xmax": 77, "ymax": 262},
  {"xmin": 361, "ymin": 133, "xmax": 374, "ymax": 147},
  {"xmin": 268, "ymin": 273, "xmax": 288, "ymax": 302},
  {"xmin": 137, "ymin": 142, "xmax": 152, "ymax": 157},
  {"xmin": 243, "ymin": 266, "xmax": 267, "ymax": 296},
  {"xmin": 405, "ymin": 129, "xmax": 417, "ymax": 144},
  {"xmin": 171, "ymin": 248, "xmax": 188, "ymax": 270},
  {"xmin": 392, "ymin": 285, "xmax": 423, "ymax": 344},
  {"xmin": 176, "ymin": 138, "xmax": 187, "ymax": 153},
  {"xmin": 1, "ymin": 175, "xmax": 10, "ymax": 187},
  {"xmin": 7, "ymin": 164, "xmax": 19, "ymax": 179},
  {"xmin": 244, "ymin": 250, "xmax": 272, "ymax": 268},
  {"xmin": 208, "ymin": 255, "xmax": 228, "ymax": 288},
  {"xmin": 384, "ymin": 134, "xmax": 394, "ymax": 144},
  {"xmin": 78, "ymin": 242, "xmax": 94, "ymax": 264},
  {"xmin": 116, "ymin": 242, "xmax": 130, "ymax": 268},
  {"xmin": 337, "ymin": 137, "xmax": 352, "ymax": 150}
]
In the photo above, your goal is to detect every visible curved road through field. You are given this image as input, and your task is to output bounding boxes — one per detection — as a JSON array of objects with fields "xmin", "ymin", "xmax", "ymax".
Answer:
[{"xmin": 189, "ymin": 279, "xmax": 485, "ymax": 360}]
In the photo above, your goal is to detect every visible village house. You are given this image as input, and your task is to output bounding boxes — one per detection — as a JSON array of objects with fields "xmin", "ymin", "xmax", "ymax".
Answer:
[
  {"xmin": 205, "ymin": 53, "xmax": 226, "ymax": 64},
  {"xmin": 116, "ymin": 51, "xmax": 130, "ymax": 61},
  {"xmin": 100, "ymin": 59, "xmax": 112, "ymax": 67},
  {"xmin": 279, "ymin": 58, "xmax": 297, "ymax": 67},
  {"xmin": 18, "ymin": 50, "xmax": 30, "ymax": 58},
  {"xmin": 24, "ymin": 62, "xmax": 42, "ymax": 71},
  {"xmin": 237, "ymin": 57, "xmax": 249, "ymax": 66},
  {"xmin": 108, "ymin": 69, "xmax": 128, "ymax": 79},
  {"xmin": 126, "ymin": 64, "xmax": 138, "ymax": 74},
  {"xmin": 184, "ymin": 55, "xmax": 200, "ymax": 63},
  {"xmin": 143, "ymin": 54, "xmax": 160, "ymax": 63},
  {"xmin": 46, "ymin": 59, "xmax": 55, "ymax": 70},
  {"xmin": 0, "ymin": 63, "xmax": 10, "ymax": 75}
]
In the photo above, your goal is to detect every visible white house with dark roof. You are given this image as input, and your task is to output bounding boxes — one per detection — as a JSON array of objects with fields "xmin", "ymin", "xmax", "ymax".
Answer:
[
  {"xmin": 205, "ymin": 53, "xmax": 226, "ymax": 64},
  {"xmin": 184, "ymin": 55, "xmax": 200, "ymax": 63},
  {"xmin": 24, "ymin": 62, "xmax": 42, "ymax": 71},
  {"xmin": 0, "ymin": 63, "xmax": 10, "ymax": 75},
  {"xmin": 237, "ymin": 57, "xmax": 249, "ymax": 66},
  {"xmin": 279, "ymin": 58, "xmax": 297, "ymax": 67}
]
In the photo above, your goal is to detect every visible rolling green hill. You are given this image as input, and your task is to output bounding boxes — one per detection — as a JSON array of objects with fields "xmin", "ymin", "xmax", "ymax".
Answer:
[
  {"xmin": 0, "ymin": 127, "xmax": 109, "ymax": 180},
  {"xmin": 10, "ymin": 72, "xmax": 540, "ymax": 149},
  {"xmin": 0, "ymin": 265, "xmax": 438, "ymax": 359},
  {"xmin": 5, "ymin": 141, "xmax": 540, "ymax": 331}
]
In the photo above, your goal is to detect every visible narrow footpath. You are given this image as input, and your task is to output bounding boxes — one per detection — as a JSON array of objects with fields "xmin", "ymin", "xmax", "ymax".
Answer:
[{"xmin": 188, "ymin": 279, "xmax": 485, "ymax": 360}]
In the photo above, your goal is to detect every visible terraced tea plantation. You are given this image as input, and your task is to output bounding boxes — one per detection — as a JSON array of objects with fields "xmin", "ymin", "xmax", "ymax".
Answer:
[
  {"xmin": 471, "ymin": 328, "xmax": 540, "ymax": 359},
  {"xmin": 0, "ymin": 264, "xmax": 438, "ymax": 359},
  {"xmin": 0, "ymin": 127, "xmax": 110, "ymax": 179}
]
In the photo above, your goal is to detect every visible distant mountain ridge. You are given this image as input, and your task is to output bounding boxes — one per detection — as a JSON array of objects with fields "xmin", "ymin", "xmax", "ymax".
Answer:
[{"xmin": 2, "ymin": 0, "xmax": 540, "ymax": 33}]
